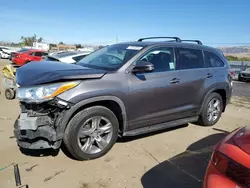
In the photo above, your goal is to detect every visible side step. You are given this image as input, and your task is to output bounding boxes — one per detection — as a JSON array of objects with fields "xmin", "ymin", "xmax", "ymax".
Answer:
[{"xmin": 123, "ymin": 116, "xmax": 199, "ymax": 137}]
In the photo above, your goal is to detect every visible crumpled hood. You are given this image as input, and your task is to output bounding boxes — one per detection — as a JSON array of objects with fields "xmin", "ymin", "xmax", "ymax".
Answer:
[{"xmin": 16, "ymin": 61, "xmax": 107, "ymax": 86}]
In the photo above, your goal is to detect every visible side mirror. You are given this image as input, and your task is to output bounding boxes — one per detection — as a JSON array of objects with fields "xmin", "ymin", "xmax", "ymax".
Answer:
[{"xmin": 132, "ymin": 61, "xmax": 154, "ymax": 73}]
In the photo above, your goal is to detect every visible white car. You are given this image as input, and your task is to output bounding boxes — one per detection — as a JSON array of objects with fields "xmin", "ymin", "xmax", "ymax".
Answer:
[
  {"xmin": 0, "ymin": 47, "xmax": 14, "ymax": 59},
  {"xmin": 46, "ymin": 51, "xmax": 92, "ymax": 63}
]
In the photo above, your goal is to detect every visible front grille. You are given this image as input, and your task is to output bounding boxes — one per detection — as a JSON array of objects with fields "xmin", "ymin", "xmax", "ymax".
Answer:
[{"xmin": 19, "ymin": 102, "xmax": 60, "ymax": 119}]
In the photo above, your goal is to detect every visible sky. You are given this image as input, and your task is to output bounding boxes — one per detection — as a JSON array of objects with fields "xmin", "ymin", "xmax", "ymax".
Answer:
[{"xmin": 0, "ymin": 0, "xmax": 250, "ymax": 46}]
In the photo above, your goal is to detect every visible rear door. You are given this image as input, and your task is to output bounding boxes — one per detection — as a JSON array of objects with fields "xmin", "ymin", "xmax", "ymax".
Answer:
[
  {"xmin": 175, "ymin": 47, "xmax": 214, "ymax": 117},
  {"xmin": 127, "ymin": 46, "xmax": 183, "ymax": 129}
]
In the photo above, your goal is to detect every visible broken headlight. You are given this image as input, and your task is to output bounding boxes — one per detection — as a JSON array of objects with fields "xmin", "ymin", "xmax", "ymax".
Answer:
[{"xmin": 17, "ymin": 81, "xmax": 80, "ymax": 102}]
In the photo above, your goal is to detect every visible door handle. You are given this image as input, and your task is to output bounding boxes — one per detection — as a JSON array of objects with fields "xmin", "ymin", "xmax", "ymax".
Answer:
[
  {"xmin": 170, "ymin": 78, "xmax": 180, "ymax": 84},
  {"xmin": 206, "ymin": 73, "xmax": 213, "ymax": 78}
]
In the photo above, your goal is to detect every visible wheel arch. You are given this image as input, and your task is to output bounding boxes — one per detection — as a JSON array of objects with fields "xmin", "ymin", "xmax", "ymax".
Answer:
[
  {"xmin": 199, "ymin": 85, "xmax": 228, "ymax": 114},
  {"xmin": 56, "ymin": 96, "xmax": 128, "ymax": 140}
]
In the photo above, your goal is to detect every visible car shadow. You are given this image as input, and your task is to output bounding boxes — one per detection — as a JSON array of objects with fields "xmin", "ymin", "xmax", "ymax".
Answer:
[
  {"xmin": 141, "ymin": 132, "xmax": 228, "ymax": 188},
  {"xmin": 19, "ymin": 148, "xmax": 60, "ymax": 157},
  {"xmin": 19, "ymin": 143, "xmax": 78, "ymax": 160}
]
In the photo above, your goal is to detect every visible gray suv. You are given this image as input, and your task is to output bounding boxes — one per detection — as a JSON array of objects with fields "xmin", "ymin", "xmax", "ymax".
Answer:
[{"xmin": 14, "ymin": 37, "xmax": 232, "ymax": 160}]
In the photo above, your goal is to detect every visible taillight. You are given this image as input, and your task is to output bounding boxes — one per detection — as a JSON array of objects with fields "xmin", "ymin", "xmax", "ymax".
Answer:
[
  {"xmin": 211, "ymin": 150, "xmax": 229, "ymax": 174},
  {"xmin": 229, "ymin": 70, "xmax": 235, "ymax": 77},
  {"xmin": 211, "ymin": 150, "xmax": 250, "ymax": 187}
]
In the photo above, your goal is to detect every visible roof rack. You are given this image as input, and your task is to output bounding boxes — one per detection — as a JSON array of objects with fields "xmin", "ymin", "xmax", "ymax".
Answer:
[
  {"xmin": 181, "ymin": 40, "xmax": 203, "ymax": 45},
  {"xmin": 138, "ymin": 37, "xmax": 181, "ymax": 42}
]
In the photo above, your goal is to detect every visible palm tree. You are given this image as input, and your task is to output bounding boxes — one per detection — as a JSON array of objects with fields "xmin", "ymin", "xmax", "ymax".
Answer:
[{"xmin": 37, "ymin": 37, "xmax": 44, "ymax": 43}]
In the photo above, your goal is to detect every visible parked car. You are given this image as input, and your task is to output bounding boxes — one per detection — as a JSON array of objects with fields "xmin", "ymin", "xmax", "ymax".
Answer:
[
  {"xmin": 9, "ymin": 48, "xmax": 31, "ymax": 61},
  {"xmin": 204, "ymin": 126, "xmax": 250, "ymax": 188},
  {"xmin": 238, "ymin": 68, "xmax": 250, "ymax": 82},
  {"xmin": 46, "ymin": 51, "xmax": 92, "ymax": 63},
  {"xmin": 0, "ymin": 47, "xmax": 14, "ymax": 59},
  {"xmin": 14, "ymin": 37, "xmax": 232, "ymax": 160},
  {"xmin": 12, "ymin": 49, "xmax": 48, "ymax": 66}
]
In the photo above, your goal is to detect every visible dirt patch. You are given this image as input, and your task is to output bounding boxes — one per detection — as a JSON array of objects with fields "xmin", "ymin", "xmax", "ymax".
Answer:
[{"xmin": 230, "ymin": 96, "xmax": 250, "ymax": 109}]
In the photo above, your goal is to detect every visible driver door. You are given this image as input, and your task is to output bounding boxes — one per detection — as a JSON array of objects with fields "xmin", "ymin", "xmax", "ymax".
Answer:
[{"xmin": 127, "ymin": 47, "xmax": 183, "ymax": 130}]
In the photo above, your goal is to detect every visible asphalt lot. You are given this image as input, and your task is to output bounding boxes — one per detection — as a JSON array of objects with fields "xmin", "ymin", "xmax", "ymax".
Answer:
[
  {"xmin": 0, "ymin": 59, "xmax": 250, "ymax": 188},
  {"xmin": 233, "ymin": 81, "xmax": 250, "ymax": 98}
]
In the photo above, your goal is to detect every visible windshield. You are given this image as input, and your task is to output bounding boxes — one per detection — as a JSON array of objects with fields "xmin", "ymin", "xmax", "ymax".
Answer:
[{"xmin": 77, "ymin": 44, "xmax": 144, "ymax": 70}]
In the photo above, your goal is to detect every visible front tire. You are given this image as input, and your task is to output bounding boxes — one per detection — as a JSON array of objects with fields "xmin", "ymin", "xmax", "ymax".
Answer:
[
  {"xmin": 63, "ymin": 106, "xmax": 119, "ymax": 160},
  {"xmin": 198, "ymin": 93, "xmax": 223, "ymax": 126}
]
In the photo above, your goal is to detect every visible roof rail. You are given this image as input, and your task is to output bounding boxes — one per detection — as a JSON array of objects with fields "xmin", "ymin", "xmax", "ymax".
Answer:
[
  {"xmin": 138, "ymin": 37, "xmax": 181, "ymax": 42},
  {"xmin": 181, "ymin": 40, "xmax": 203, "ymax": 45}
]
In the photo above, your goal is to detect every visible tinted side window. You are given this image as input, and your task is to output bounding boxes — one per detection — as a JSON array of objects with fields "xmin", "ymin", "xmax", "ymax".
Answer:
[
  {"xmin": 72, "ymin": 55, "xmax": 87, "ymax": 62},
  {"xmin": 138, "ymin": 47, "xmax": 175, "ymax": 72},
  {"xmin": 34, "ymin": 52, "xmax": 43, "ymax": 57},
  {"xmin": 204, "ymin": 51, "xmax": 225, "ymax": 68},
  {"xmin": 176, "ymin": 48, "xmax": 204, "ymax": 70}
]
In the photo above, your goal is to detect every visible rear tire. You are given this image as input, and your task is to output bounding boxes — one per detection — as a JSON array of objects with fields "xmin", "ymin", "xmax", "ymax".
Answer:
[
  {"xmin": 198, "ymin": 93, "xmax": 223, "ymax": 126},
  {"xmin": 63, "ymin": 106, "xmax": 119, "ymax": 160}
]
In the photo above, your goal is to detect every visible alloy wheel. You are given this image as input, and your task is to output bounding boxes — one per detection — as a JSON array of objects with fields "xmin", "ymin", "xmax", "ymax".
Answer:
[
  {"xmin": 207, "ymin": 98, "xmax": 221, "ymax": 122},
  {"xmin": 77, "ymin": 116, "xmax": 113, "ymax": 154}
]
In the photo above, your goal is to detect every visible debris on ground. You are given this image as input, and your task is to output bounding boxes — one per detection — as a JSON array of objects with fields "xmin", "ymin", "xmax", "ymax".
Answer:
[
  {"xmin": 0, "ymin": 116, "xmax": 12, "ymax": 120},
  {"xmin": 44, "ymin": 170, "xmax": 65, "ymax": 182},
  {"xmin": 26, "ymin": 164, "xmax": 39, "ymax": 172},
  {"xmin": 14, "ymin": 164, "xmax": 21, "ymax": 186}
]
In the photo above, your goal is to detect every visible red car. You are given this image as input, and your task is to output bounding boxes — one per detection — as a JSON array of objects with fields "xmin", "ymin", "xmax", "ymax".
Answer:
[
  {"xmin": 12, "ymin": 49, "xmax": 48, "ymax": 66},
  {"xmin": 204, "ymin": 126, "xmax": 250, "ymax": 188}
]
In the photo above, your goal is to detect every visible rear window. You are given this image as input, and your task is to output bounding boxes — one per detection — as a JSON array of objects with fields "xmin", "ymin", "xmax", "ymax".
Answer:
[
  {"xmin": 176, "ymin": 48, "xmax": 204, "ymax": 70},
  {"xmin": 204, "ymin": 51, "xmax": 225, "ymax": 68}
]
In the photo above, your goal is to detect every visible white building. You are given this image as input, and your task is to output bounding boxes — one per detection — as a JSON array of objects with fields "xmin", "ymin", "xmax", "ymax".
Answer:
[{"xmin": 33, "ymin": 42, "xmax": 50, "ymax": 51}]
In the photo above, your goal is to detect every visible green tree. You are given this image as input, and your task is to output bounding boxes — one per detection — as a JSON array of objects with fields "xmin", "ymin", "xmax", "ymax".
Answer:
[
  {"xmin": 59, "ymin": 41, "xmax": 64, "ymax": 45},
  {"xmin": 20, "ymin": 34, "xmax": 44, "ymax": 46},
  {"xmin": 37, "ymin": 37, "xmax": 44, "ymax": 43},
  {"xmin": 75, "ymin": 44, "xmax": 82, "ymax": 48},
  {"xmin": 226, "ymin": 55, "xmax": 250, "ymax": 62}
]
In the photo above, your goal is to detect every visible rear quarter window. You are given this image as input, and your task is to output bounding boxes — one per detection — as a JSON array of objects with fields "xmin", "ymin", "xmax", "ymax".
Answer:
[
  {"xmin": 204, "ymin": 51, "xmax": 225, "ymax": 68},
  {"xmin": 176, "ymin": 48, "xmax": 204, "ymax": 70}
]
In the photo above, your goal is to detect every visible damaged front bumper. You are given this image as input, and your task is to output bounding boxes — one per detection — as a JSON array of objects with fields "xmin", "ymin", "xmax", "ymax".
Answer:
[{"xmin": 14, "ymin": 99, "xmax": 69, "ymax": 150}]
